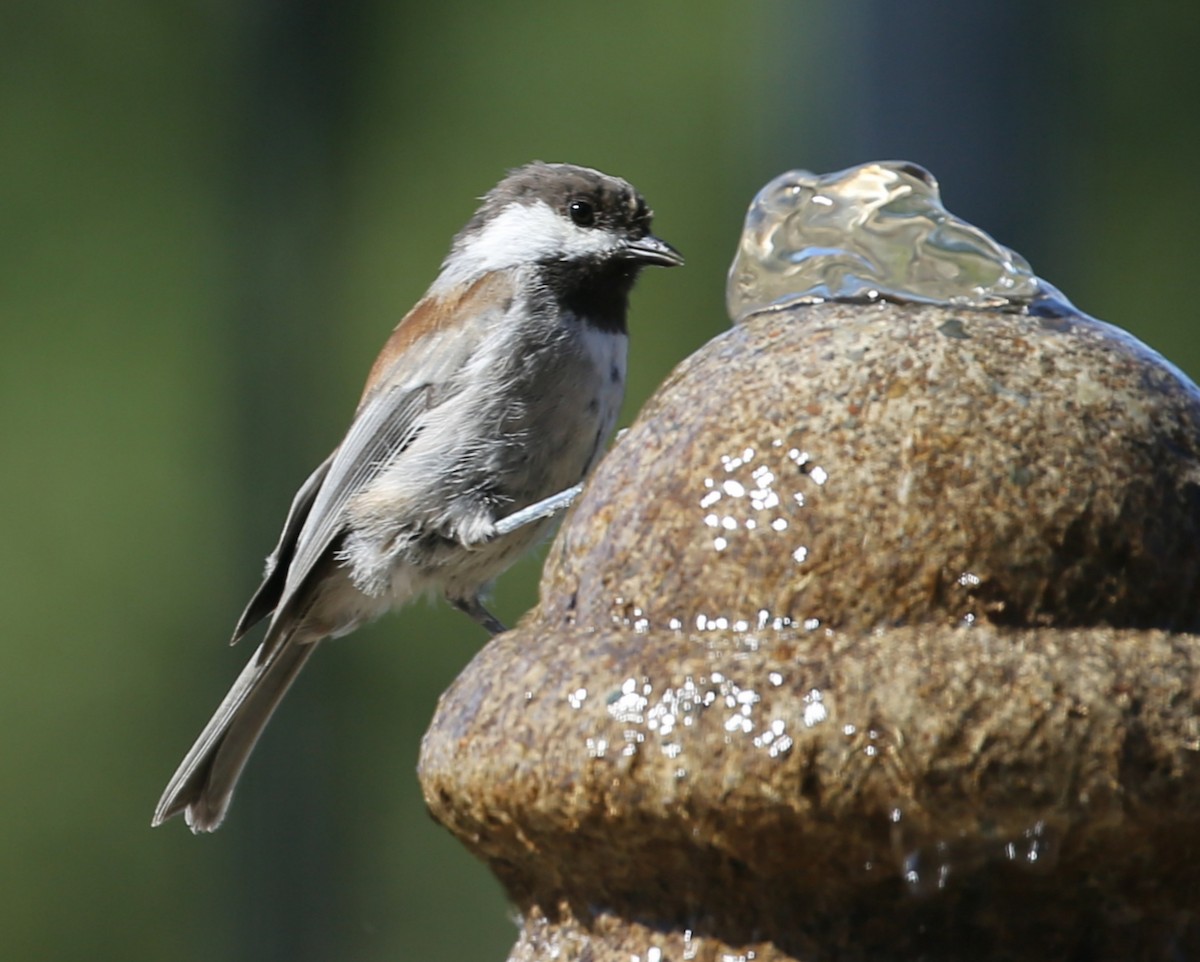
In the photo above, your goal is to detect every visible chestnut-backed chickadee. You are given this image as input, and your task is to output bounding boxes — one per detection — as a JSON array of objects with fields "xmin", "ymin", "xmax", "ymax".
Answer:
[{"xmin": 153, "ymin": 162, "xmax": 682, "ymax": 832}]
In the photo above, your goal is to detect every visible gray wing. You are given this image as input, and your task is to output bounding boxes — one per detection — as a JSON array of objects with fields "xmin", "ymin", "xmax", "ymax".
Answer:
[
  {"xmin": 273, "ymin": 379, "xmax": 436, "ymax": 614},
  {"xmin": 231, "ymin": 451, "xmax": 335, "ymax": 643}
]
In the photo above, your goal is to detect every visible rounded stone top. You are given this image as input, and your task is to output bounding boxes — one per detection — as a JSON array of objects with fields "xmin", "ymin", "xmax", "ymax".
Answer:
[{"xmin": 541, "ymin": 300, "xmax": 1200, "ymax": 635}]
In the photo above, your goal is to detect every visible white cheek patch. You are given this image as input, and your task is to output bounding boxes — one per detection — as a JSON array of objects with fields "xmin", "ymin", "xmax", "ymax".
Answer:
[{"xmin": 434, "ymin": 201, "xmax": 620, "ymax": 290}]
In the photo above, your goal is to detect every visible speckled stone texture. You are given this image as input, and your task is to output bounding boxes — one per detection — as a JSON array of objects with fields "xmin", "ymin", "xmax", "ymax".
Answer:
[{"xmin": 420, "ymin": 302, "xmax": 1200, "ymax": 961}]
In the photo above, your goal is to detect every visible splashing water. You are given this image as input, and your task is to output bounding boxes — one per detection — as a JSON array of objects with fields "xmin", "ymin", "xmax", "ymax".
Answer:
[{"xmin": 727, "ymin": 161, "xmax": 1076, "ymax": 323}]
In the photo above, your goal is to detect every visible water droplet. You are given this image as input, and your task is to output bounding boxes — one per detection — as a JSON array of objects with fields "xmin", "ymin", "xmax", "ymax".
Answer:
[
  {"xmin": 937, "ymin": 317, "xmax": 971, "ymax": 340},
  {"xmin": 802, "ymin": 688, "xmax": 826, "ymax": 727}
]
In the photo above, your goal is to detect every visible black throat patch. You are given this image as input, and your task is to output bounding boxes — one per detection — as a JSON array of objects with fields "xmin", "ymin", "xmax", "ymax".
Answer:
[{"xmin": 539, "ymin": 257, "xmax": 640, "ymax": 334}]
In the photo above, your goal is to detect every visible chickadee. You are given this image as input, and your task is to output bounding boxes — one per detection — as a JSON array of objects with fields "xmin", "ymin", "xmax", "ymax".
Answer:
[{"xmin": 153, "ymin": 162, "xmax": 682, "ymax": 832}]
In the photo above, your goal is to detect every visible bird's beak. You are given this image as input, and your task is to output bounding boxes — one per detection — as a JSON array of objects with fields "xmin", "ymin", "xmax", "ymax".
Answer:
[{"xmin": 623, "ymin": 234, "xmax": 685, "ymax": 268}]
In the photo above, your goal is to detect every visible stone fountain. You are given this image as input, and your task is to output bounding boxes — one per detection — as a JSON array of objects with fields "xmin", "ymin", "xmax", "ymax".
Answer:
[{"xmin": 420, "ymin": 162, "xmax": 1200, "ymax": 961}]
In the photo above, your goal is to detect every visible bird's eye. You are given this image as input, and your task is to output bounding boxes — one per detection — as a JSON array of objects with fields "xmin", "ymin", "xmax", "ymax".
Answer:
[{"xmin": 569, "ymin": 200, "xmax": 596, "ymax": 227}]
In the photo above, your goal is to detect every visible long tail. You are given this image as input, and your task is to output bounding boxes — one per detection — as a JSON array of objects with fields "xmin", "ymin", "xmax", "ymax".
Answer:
[{"xmin": 152, "ymin": 637, "xmax": 318, "ymax": 833}]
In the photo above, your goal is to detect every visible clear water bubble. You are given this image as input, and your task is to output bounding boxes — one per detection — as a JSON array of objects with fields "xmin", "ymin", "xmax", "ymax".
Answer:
[
  {"xmin": 727, "ymin": 161, "xmax": 1077, "ymax": 322},
  {"xmin": 1002, "ymin": 818, "xmax": 1060, "ymax": 873},
  {"xmin": 891, "ymin": 812, "xmax": 1062, "ymax": 898}
]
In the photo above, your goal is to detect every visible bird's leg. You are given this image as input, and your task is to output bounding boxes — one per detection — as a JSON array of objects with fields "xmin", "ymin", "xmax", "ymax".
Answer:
[
  {"xmin": 449, "ymin": 483, "xmax": 586, "ymax": 636},
  {"xmin": 451, "ymin": 595, "xmax": 508, "ymax": 636},
  {"xmin": 493, "ymin": 482, "xmax": 585, "ymax": 536}
]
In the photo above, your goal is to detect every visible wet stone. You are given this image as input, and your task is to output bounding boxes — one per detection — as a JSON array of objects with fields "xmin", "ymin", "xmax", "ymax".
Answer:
[{"xmin": 419, "ymin": 167, "xmax": 1200, "ymax": 961}]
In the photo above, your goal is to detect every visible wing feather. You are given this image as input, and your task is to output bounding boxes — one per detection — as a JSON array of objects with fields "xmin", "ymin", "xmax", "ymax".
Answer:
[
  {"xmin": 231, "ymin": 452, "xmax": 334, "ymax": 643},
  {"xmin": 277, "ymin": 381, "xmax": 434, "ymax": 607}
]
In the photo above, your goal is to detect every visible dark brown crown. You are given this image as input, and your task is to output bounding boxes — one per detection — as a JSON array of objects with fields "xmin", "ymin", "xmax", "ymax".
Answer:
[{"xmin": 460, "ymin": 162, "xmax": 654, "ymax": 240}]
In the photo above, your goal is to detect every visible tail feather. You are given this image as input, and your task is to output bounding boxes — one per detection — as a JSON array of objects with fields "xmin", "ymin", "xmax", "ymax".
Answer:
[{"xmin": 152, "ymin": 638, "xmax": 317, "ymax": 833}]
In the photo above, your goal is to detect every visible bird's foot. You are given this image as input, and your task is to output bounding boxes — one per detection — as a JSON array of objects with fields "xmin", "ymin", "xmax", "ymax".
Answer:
[{"xmin": 450, "ymin": 595, "xmax": 507, "ymax": 636}]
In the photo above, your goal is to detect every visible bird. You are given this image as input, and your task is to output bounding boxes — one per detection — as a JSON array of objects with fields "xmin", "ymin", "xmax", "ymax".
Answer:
[{"xmin": 152, "ymin": 162, "xmax": 683, "ymax": 832}]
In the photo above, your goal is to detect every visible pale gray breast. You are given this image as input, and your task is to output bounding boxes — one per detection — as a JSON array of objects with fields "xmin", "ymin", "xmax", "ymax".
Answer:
[
  {"xmin": 495, "ymin": 312, "xmax": 628, "ymax": 501},
  {"xmin": 430, "ymin": 316, "xmax": 627, "ymax": 597}
]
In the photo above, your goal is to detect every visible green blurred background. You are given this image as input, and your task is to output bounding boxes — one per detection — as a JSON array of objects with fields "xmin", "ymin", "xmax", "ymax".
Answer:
[{"xmin": 3, "ymin": 2, "xmax": 1198, "ymax": 959}]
